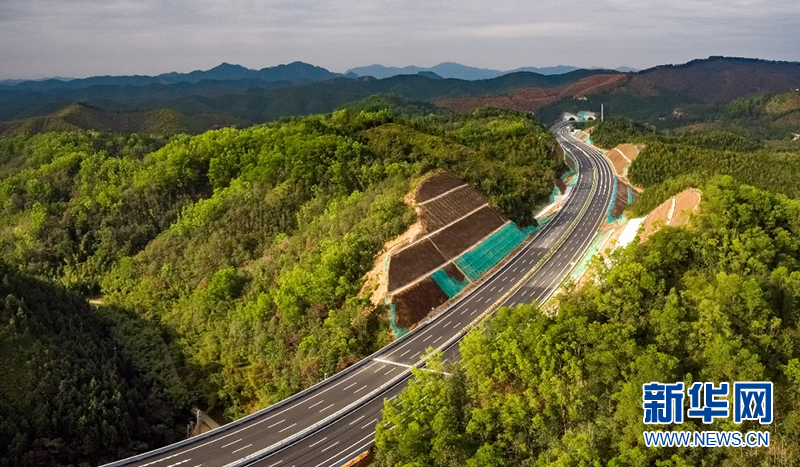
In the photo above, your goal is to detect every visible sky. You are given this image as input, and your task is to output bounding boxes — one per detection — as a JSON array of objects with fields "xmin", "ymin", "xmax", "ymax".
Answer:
[{"xmin": 1, "ymin": 0, "xmax": 799, "ymax": 79}]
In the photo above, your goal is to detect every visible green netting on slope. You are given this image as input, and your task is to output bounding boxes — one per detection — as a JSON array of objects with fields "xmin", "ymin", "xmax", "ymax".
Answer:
[
  {"xmin": 455, "ymin": 222, "xmax": 534, "ymax": 282},
  {"xmin": 561, "ymin": 167, "xmax": 575, "ymax": 179},
  {"xmin": 606, "ymin": 174, "xmax": 619, "ymax": 223},
  {"xmin": 536, "ymin": 211, "xmax": 556, "ymax": 227},
  {"xmin": 549, "ymin": 186, "xmax": 561, "ymax": 203},
  {"xmin": 534, "ymin": 185, "xmax": 562, "ymax": 216},
  {"xmin": 388, "ymin": 303, "xmax": 409, "ymax": 338},
  {"xmin": 535, "ymin": 159, "xmax": 577, "ymax": 216},
  {"xmin": 561, "ymin": 228, "xmax": 614, "ymax": 286},
  {"xmin": 430, "ymin": 268, "xmax": 470, "ymax": 298}
]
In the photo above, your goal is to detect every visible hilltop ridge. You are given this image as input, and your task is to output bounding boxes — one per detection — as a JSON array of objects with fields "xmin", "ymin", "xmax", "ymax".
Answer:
[{"xmin": 2, "ymin": 57, "xmax": 800, "ymax": 137}]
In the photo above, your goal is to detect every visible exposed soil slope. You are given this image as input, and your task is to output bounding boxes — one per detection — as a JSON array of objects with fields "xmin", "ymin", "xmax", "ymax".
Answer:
[
  {"xmin": 361, "ymin": 171, "xmax": 519, "ymax": 331},
  {"xmin": 435, "ymin": 73, "xmax": 627, "ymax": 113},
  {"xmin": 640, "ymin": 189, "xmax": 701, "ymax": 240},
  {"xmin": 633, "ymin": 57, "xmax": 800, "ymax": 103},
  {"xmin": 607, "ymin": 144, "xmax": 640, "ymax": 176}
]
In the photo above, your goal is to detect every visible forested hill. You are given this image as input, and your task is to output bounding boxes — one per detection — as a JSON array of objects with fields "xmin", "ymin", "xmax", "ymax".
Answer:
[
  {"xmin": 0, "ymin": 261, "xmax": 186, "ymax": 465},
  {"xmin": 375, "ymin": 178, "xmax": 800, "ymax": 465},
  {"xmin": 0, "ymin": 102, "xmax": 562, "ymax": 463},
  {"xmin": 0, "ymin": 103, "xmax": 246, "ymax": 138},
  {"xmin": 371, "ymin": 118, "xmax": 800, "ymax": 466},
  {"xmin": 0, "ymin": 68, "xmax": 609, "ymax": 126}
]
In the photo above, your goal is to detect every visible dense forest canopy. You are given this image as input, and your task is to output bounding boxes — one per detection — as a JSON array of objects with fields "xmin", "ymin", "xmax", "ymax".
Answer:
[
  {"xmin": 10, "ymin": 95, "xmax": 800, "ymax": 466},
  {"xmin": 0, "ymin": 261, "xmax": 185, "ymax": 466},
  {"xmin": 372, "ymin": 113, "xmax": 800, "ymax": 466},
  {"xmin": 375, "ymin": 177, "xmax": 800, "ymax": 466},
  {"xmin": 584, "ymin": 117, "xmax": 800, "ymax": 217},
  {"xmin": 0, "ymin": 101, "xmax": 563, "ymax": 465}
]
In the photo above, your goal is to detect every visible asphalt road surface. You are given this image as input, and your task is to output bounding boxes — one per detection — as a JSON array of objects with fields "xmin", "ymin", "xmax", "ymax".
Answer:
[{"xmin": 106, "ymin": 123, "xmax": 614, "ymax": 467}]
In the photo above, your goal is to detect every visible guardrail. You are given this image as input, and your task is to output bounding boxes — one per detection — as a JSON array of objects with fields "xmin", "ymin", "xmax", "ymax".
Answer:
[
  {"xmin": 458, "ymin": 141, "xmax": 598, "ymax": 335},
  {"xmin": 231, "ymin": 143, "xmax": 594, "ymax": 466},
  {"xmin": 332, "ymin": 129, "xmax": 613, "ymax": 466},
  {"xmin": 102, "ymin": 284, "xmax": 448, "ymax": 467},
  {"xmin": 107, "ymin": 125, "xmax": 602, "ymax": 467}
]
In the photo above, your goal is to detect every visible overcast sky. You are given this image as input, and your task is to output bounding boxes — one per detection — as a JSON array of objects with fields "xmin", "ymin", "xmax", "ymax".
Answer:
[{"xmin": 1, "ymin": 0, "xmax": 799, "ymax": 79}]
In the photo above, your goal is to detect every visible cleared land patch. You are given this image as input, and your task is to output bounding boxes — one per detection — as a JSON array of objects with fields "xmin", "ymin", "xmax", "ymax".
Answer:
[
  {"xmin": 429, "ymin": 206, "xmax": 505, "ymax": 258},
  {"xmin": 419, "ymin": 185, "xmax": 488, "ymax": 231},
  {"xmin": 640, "ymin": 189, "xmax": 701, "ymax": 241},
  {"xmin": 387, "ymin": 239, "xmax": 447, "ymax": 292},
  {"xmin": 434, "ymin": 74, "xmax": 628, "ymax": 114}
]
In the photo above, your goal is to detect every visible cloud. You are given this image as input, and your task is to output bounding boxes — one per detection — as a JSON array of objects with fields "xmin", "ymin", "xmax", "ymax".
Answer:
[{"xmin": 0, "ymin": 0, "xmax": 798, "ymax": 79}]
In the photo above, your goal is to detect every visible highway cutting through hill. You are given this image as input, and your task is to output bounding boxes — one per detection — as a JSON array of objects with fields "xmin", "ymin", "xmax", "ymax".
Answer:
[{"xmin": 105, "ymin": 123, "xmax": 615, "ymax": 467}]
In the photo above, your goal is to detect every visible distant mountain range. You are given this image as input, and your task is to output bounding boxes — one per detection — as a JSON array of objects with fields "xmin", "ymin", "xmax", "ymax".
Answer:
[
  {"xmin": 2, "ymin": 56, "xmax": 799, "ymax": 137},
  {"xmin": 0, "ymin": 61, "xmax": 637, "ymax": 90},
  {"xmin": 0, "ymin": 67, "xmax": 610, "ymax": 123},
  {"xmin": 345, "ymin": 62, "xmax": 638, "ymax": 80},
  {"xmin": 0, "ymin": 77, "xmax": 74, "ymax": 87},
  {"xmin": 436, "ymin": 56, "xmax": 800, "ymax": 123},
  {"xmin": 0, "ymin": 62, "xmax": 346, "ymax": 91}
]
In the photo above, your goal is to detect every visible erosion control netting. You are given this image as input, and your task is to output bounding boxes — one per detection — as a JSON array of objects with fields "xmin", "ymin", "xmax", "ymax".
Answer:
[
  {"xmin": 419, "ymin": 185, "xmax": 488, "ymax": 231},
  {"xmin": 536, "ymin": 212, "xmax": 556, "ymax": 227},
  {"xmin": 547, "ymin": 186, "xmax": 561, "ymax": 204},
  {"xmin": 391, "ymin": 277, "xmax": 449, "ymax": 329},
  {"xmin": 535, "ymin": 163, "xmax": 578, "ymax": 217},
  {"xmin": 606, "ymin": 175, "xmax": 619, "ymax": 223},
  {"xmin": 388, "ymin": 303, "xmax": 409, "ymax": 338},
  {"xmin": 415, "ymin": 172, "xmax": 465, "ymax": 203},
  {"xmin": 455, "ymin": 222, "xmax": 535, "ymax": 282},
  {"xmin": 429, "ymin": 206, "xmax": 505, "ymax": 258},
  {"xmin": 561, "ymin": 228, "xmax": 614, "ymax": 286},
  {"xmin": 430, "ymin": 267, "xmax": 470, "ymax": 298},
  {"xmin": 387, "ymin": 239, "xmax": 447, "ymax": 291}
]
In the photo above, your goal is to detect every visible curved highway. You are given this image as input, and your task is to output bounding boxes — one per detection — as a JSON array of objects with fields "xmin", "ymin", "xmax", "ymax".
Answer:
[{"xmin": 105, "ymin": 123, "xmax": 614, "ymax": 467}]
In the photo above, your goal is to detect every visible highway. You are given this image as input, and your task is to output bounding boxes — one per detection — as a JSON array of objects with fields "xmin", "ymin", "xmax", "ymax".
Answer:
[{"xmin": 105, "ymin": 123, "xmax": 615, "ymax": 467}]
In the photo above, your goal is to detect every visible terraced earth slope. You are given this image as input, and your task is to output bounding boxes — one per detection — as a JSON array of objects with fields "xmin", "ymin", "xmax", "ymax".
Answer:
[{"xmin": 383, "ymin": 172, "xmax": 532, "ymax": 332}]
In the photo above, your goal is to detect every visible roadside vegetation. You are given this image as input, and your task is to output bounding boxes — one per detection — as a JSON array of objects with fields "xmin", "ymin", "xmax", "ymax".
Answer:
[
  {"xmin": 584, "ymin": 116, "xmax": 800, "ymax": 216},
  {"xmin": 374, "ymin": 114, "xmax": 800, "ymax": 466},
  {"xmin": 375, "ymin": 176, "xmax": 800, "ymax": 466},
  {"xmin": 0, "ymin": 100, "xmax": 563, "ymax": 464}
]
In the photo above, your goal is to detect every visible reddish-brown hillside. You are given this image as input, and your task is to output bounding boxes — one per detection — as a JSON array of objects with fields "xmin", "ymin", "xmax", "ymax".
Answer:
[
  {"xmin": 632, "ymin": 57, "xmax": 800, "ymax": 103},
  {"xmin": 435, "ymin": 73, "xmax": 628, "ymax": 113},
  {"xmin": 433, "ymin": 57, "xmax": 800, "ymax": 116}
]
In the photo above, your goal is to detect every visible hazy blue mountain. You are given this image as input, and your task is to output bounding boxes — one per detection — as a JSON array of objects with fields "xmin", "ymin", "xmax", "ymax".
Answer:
[
  {"xmin": 347, "ymin": 62, "xmax": 639, "ymax": 80},
  {"xmin": 0, "ymin": 77, "xmax": 74, "ymax": 87},
  {"xmin": 0, "ymin": 80, "xmax": 26, "ymax": 87},
  {"xmin": 345, "ymin": 64, "xmax": 427, "ymax": 79},
  {"xmin": 417, "ymin": 71, "xmax": 444, "ymax": 80},
  {"xmin": 511, "ymin": 65, "xmax": 580, "ymax": 75},
  {"xmin": 159, "ymin": 62, "xmax": 260, "ymax": 82},
  {"xmin": 257, "ymin": 61, "xmax": 344, "ymax": 82},
  {"xmin": 7, "ymin": 62, "xmax": 344, "ymax": 91},
  {"xmin": 428, "ymin": 62, "xmax": 503, "ymax": 80},
  {"xmin": 346, "ymin": 63, "xmax": 503, "ymax": 80}
]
